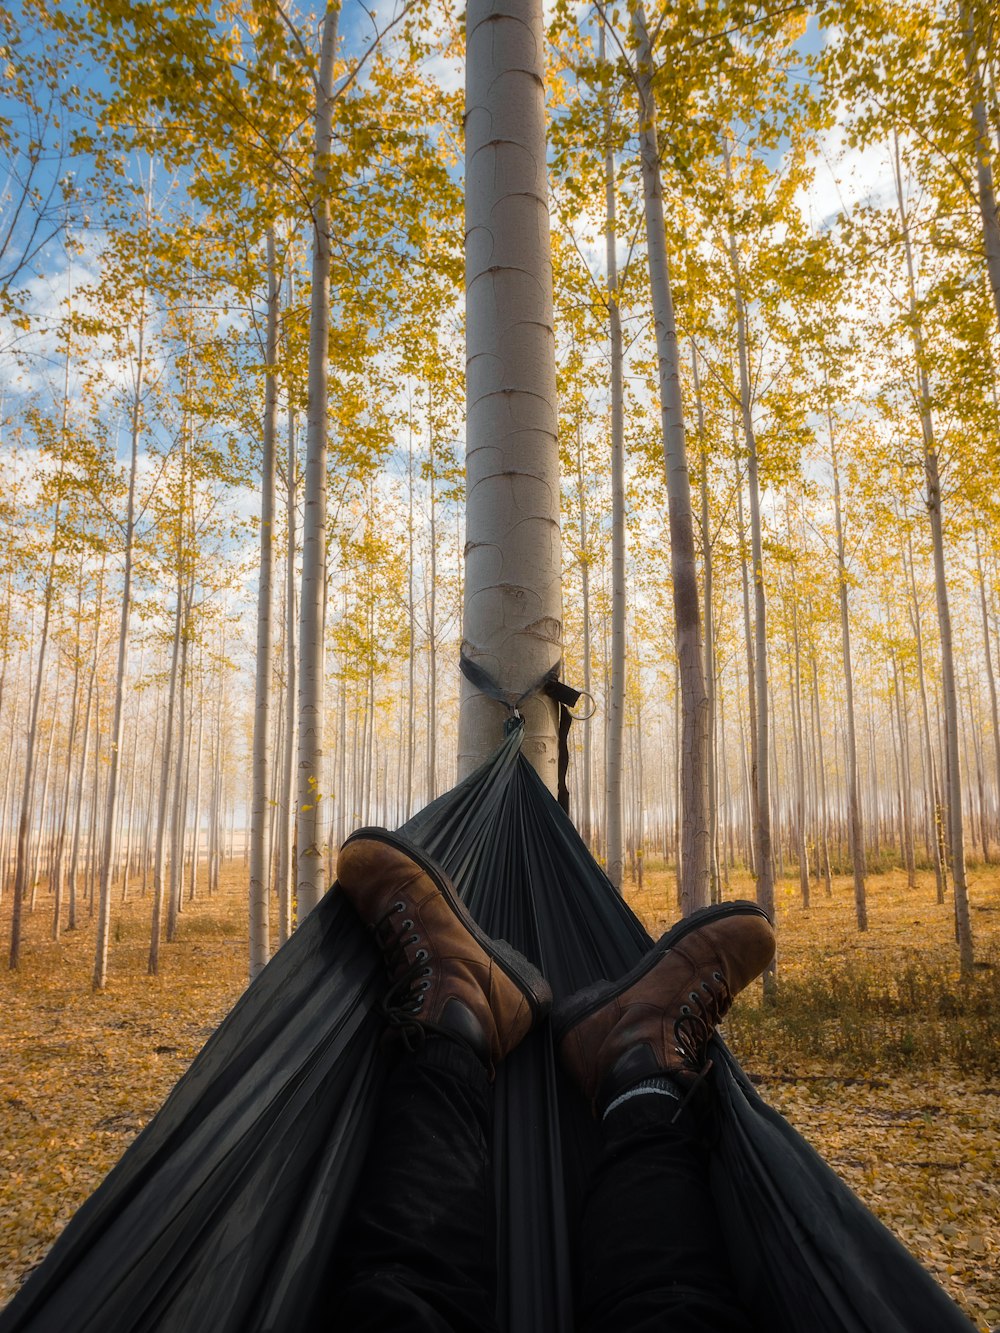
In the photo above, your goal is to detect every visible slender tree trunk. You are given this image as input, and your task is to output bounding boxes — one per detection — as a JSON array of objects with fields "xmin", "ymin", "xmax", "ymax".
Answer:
[
  {"xmin": 894, "ymin": 137, "xmax": 974, "ymax": 974},
  {"xmin": 830, "ymin": 432, "xmax": 867, "ymax": 929},
  {"xmin": 692, "ymin": 342, "xmax": 719, "ymax": 902},
  {"xmin": 52, "ymin": 589, "xmax": 83, "ymax": 937},
  {"xmin": 94, "ymin": 277, "xmax": 145, "ymax": 989},
  {"xmin": 905, "ymin": 528, "xmax": 946, "ymax": 900},
  {"xmin": 890, "ymin": 642, "xmax": 918, "ymax": 885},
  {"xmin": 576, "ymin": 419, "xmax": 593, "ymax": 848},
  {"xmin": 790, "ymin": 590, "xmax": 810, "ymax": 906},
  {"xmin": 277, "ymin": 380, "xmax": 297, "ymax": 943},
  {"xmin": 405, "ymin": 399, "xmax": 416, "ymax": 820},
  {"xmin": 149, "ymin": 587, "xmax": 183, "ymax": 974},
  {"xmin": 9, "ymin": 483, "xmax": 63, "ymax": 969},
  {"xmin": 459, "ymin": 0, "xmax": 562, "ymax": 783},
  {"xmin": 736, "ymin": 477, "xmax": 757, "ymax": 876},
  {"xmin": 427, "ymin": 431, "xmax": 438, "ymax": 800},
  {"xmin": 975, "ymin": 530, "xmax": 1000, "ymax": 848},
  {"xmin": 603, "ymin": 18, "xmax": 626, "ymax": 891},
  {"xmin": 297, "ymin": 3, "xmax": 341, "ymax": 917},
  {"xmin": 725, "ymin": 166, "xmax": 774, "ymax": 952},
  {"xmin": 808, "ymin": 636, "xmax": 833, "ymax": 897},
  {"xmin": 962, "ymin": 3, "xmax": 1000, "ymax": 334},
  {"xmin": 632, "ymin": 0, "xmax": 709, "ymax": 911},
  {"xmin": 250, "ymin": 227, "xmax": 280, "ymax": 978}
]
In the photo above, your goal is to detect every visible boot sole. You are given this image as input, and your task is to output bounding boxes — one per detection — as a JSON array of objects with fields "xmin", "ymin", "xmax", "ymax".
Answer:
[
  {"xmin": 551, "ymin": 900, "xmax": 772, "ymax": 1040},
  {"xmin": 339, "ymin": 826, "xmax": 553, "ymax": 1022}
]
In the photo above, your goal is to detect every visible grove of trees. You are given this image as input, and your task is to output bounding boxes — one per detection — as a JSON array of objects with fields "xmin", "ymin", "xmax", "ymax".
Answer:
[{"xmin": 1, "ymin": 0, "xmax": 998, "ymax": 985}]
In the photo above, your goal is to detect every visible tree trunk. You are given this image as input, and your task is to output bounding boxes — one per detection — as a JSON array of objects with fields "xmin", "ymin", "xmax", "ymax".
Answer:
[
  {"xmin": 250, "ymin": 226, "xmax": 280, "ymax": 978},
  {"xmin": 830, "ymin": 433, "xmax": 867, "ymax": 930},
  {"xmin": 459, "ymin": 0, "xmax": 563, "ymax": 784},
  {"xmin": 894, "ymin": 135, "xmax": 974, "ymax": 973},
  {"xmin": 907, "ymin": 534, "xmax": 946, "ymax": 901},
  {"xmin": 603, "ymin": 18, "xmax": 626, "ymax": 891},
  {"xmin": 296, "ymin": 3, "xmax": 340, "ymax": 917},
  {"xmin": 277, "ymin": 374, "xmax": 297, "ymax": 943},
  {"xmin": 974, "ymin": 530, "xmax": 1000, "ymax": 849},
  {"xmin": 576, "ymin": 419, "xmax": 593, "ymax": 848},
  {"xmin": 93, "ymin": 268, "xmax": 145, "ymax": 989},
  {"xmin": 692, "ymin": 342, "xmax": 720, "ymax": 902},
  {"xmin": 9, "ymin": 481, "xmax": 63, "ymax": 969},
  {"xmin": 961, "ymin": 2, "xmax": 1000, "ymax": 335},
  {"xmin": 632, "ymin": 0, "xmax": 709, "ymax": 913},
  {"xmin": 149, "ymin": 584, "xmax": 183, "ymax": 975},
  {"xmin": 725, "ymin": 165, "xmax": 774, "ymax": 952}
]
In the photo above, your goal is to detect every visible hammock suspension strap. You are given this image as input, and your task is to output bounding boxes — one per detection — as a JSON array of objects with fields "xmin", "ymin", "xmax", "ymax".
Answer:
[{"xmin": 458, "ymin": 652, "xmax": 593, "ymax": 812}]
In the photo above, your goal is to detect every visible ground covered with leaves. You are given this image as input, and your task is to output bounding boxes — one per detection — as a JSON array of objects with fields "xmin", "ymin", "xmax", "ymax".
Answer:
[{"xmin": 1, "ymin": 862, "xmax": 997, "ymax": 1328}]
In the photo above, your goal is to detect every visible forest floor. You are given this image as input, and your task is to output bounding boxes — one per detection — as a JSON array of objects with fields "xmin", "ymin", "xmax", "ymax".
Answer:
[{"xmin": 0, "ymin": 860, "xmax": 997, "ymax": 1328}]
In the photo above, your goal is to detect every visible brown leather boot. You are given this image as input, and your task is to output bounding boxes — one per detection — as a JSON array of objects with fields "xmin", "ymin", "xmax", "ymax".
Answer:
[
  {"xmin": 554, "ymin": 902, "xmax": 775, "ymax": 1115},
  {"xmin": 337, "ymin": 827, "xmax": 552, "ymax": 1075}
]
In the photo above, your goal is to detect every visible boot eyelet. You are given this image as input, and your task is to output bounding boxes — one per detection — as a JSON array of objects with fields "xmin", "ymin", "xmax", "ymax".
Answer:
[
  {"xmin": 419, "ymin": 980, "xmax": 431, "ymax": 991},
  {"xmin": 393, "ymin": 901, "xmax": 405, "ymax": 913},
  {"xmin": 713, "ymin": 971, "xmax": 724, "ymax": 982},
  {"xmin": 689, "ymin": 992, "xmax": 699, "ymax": 1003},
  {"xmin": 407, "ymin": 935, "xmax": 419, "ymax": 946},
  {"xmin": 401, "ymin": 919, "xmax": 413, "ymax": 931},
  {"xmin": 421, "ymin": 966, "xmax": 432, "ymax": 976},
  {"xmin": 681, "ymin": 1004, "xmax": 692, "ymax": 1015},
  {"xmin": 415, "ymin": 948, "xmax": 428, "ymax": 961}
]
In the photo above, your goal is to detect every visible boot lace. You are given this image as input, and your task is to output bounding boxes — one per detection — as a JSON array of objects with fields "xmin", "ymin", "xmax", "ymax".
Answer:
[
  {"xmin": 372, "ymin": 901, "xmax": 434, "ymax": 1050},
  {"xmin": 669, "ymin": 970, "xmax": 731, "ymax": 1122}
]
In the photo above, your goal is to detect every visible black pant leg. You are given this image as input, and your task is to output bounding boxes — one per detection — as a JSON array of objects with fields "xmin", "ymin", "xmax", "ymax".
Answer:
[
  {"xmin": 576, "ymin": 1094, "xmax": 752, "ymax": 1333},
  {"xmin": 335, "ymin": 1035, "xmax": 500, "ymax": 1333}
]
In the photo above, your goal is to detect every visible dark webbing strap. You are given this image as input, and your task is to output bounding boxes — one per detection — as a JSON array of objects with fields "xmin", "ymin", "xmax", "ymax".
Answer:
[{"xmin": 459, "ymin": 652, "xmax": 583, "ymax": 811}]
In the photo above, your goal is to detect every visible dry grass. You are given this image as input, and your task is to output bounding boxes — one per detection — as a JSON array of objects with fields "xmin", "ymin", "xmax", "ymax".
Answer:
[{"xmin": 0, "ymin": 859, "xmax": 997, "ymax": 1328}]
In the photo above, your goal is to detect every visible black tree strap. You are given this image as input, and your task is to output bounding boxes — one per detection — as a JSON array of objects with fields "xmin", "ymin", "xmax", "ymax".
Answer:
[{"xmin": 459, "ymin": 652, "xmax": 584, "ymax": 812}]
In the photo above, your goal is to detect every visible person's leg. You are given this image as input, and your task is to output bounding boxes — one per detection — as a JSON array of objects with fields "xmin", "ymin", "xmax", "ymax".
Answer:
[
  {"xmin": 575, "ymin": 1080, "xmax": 746, "ymax": 1332},
  {"xmin": 337, "ymin": 1034, "xmax": 498, "ymax": 1333},
  {"xmin": 333, "ymin": 827, "xmax": 552, "ymax": 1333},
  {"xmin": 554, "ymin": 903, "xmax": 775, "ymax": 1333}
]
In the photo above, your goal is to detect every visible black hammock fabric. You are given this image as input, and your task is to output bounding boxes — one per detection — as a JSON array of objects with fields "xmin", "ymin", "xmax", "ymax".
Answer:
[{"xmin": 0, "ymin": 726, "xmax": 974, "ymax": 1333}]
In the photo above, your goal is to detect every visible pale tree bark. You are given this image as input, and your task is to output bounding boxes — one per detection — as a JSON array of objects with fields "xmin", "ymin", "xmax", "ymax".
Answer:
[
  {"xmin": 735, "ymin": 475, "xmax": 757, "ymax": 878},
  {"xmin": 891, "ymin": 648, "xmax": 918, "ymax": 884},
  {"xmin": 974, "ymin": 530, "xmax": 1000, "ymax": 848},
  {"xmin": 460, "ymin": 0, "xmax": 562, "ymax": 783},
  {"xmin": 297, "ymin": 2, "xmax": 340, "ymax": 917},
  {"xmin": 277, "ymin": 369, "xmax": 297, "ymax": 944},
  {"xmin": 789, "ymin": 585, "xmax": 810, "ymax": 907},
  {"xmin": 807, "ymin": 628, "xmax": 834, "ymax": 897},
  {"xmin": 602, "ymin": 18, "xmax": 626, "ymax": 891},
  {"xmin": 906, "ymin": 529, "xmax": 947, "ymax": 902},
  {"xmin": 188, "ymin": 670, "xmax": 204, "ymax": 897},
  {"xmin": 961, "ymin": 2, "xmax": 1000, "ymax": 334},
  {"xmin": 69, "ymin": 557, "xmax": 104, "ymax": 930},
  {"xmin": 149, "ymin": 583, "xmax": 182, "ymax": 974},
  {"xmin": 93, "ymin": 256, "xmax": 146, "ymax": 989},
  {"xmin": 576, "ymin": 420, "xmax": 593, "ymax": 849},
  {"xmin": 9, "ymin": 478, "xmax": 63, "ymax": 969},
  {"xmin": 52, "ymin": 583, "xmax": 83, "ymax": 937},
  {"xmin": 692, "ymin": 342, "xmax": 719, "ymax": 901},
  {"xmin": 250, "ymin": 226, "xmax": 280, "ymax": 979},
  {"xmin": 724, "ymin": 165, "xmax": 774, "ymax": 946},
  {"xmin": 405, "ymin": 399, "xmax": 416, "ymax": 818},
  {"xmin": 830, "ymin": 434, "xmax": 868, "ymax": 930},
  {"xmin": 894, "ymin": 136, "xmax": 974, "ymax": 973},
  {"xmin": 630, "ymin": 1, "xmax": 709, "ymax": 911},
  {"xmin": 426, "ymin": 418, "xmax": 439, "ymax": 800}
]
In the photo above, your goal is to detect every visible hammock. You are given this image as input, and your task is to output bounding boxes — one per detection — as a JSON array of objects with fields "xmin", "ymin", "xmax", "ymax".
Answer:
[{"xmin": 0, "ymin": 726, "xmax": 974, "ymax": 1332}]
